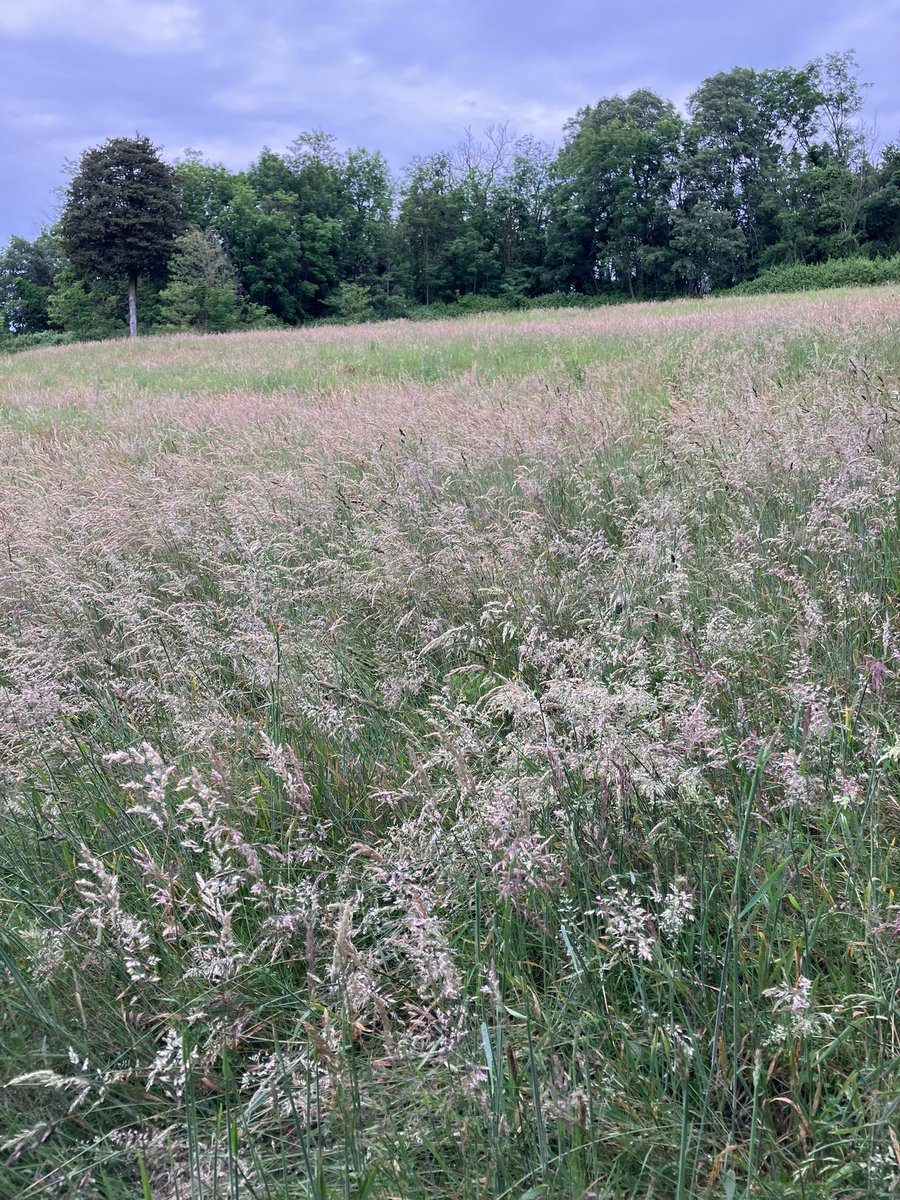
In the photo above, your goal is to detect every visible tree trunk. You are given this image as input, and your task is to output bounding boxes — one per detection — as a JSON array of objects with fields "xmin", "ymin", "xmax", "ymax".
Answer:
[
  {"xmin": 423, "ymin": 228, "xmax": 430, "ymax": 306},
  {"xmin": 128, "ymin": 273, "xmax": 138, "ymax": 339}
]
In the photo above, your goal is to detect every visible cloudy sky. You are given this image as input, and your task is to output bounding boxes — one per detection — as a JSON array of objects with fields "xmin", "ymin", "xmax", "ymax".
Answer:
[{"xmin": 2, "ymin": 0, "xmax": 899, "ymax": 244}]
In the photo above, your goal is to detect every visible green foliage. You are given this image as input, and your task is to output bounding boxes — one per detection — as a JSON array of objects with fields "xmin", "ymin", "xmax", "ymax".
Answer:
[
  {"xmin": 3, "ymin": 50, "xmax": 897, "ymax": 347},
  {"xmin": 217, "ymin": 181, "xmax": 308, "ymax": 323},
  {"xmin": 44, "ymin": 270, "xmax": 170, "ymax": 341},
  {"xmin": 59, "ymin": 135, "xmax": 182, "ymax": 284},
  {"xmin": 46, "ymin": 268, "xmax": 126, "ymax": 339},
  {"xmin": 862, "ymin": 183, "xmax": 900, "ymax": 254},
  {"xmin": 395, "ymin": 153, "xmax": 465, "ymax": 304},
  {"xmin": 807, "ymin": 50, "xmax": 870, "ymax": 168},
  {"xmin": 342, "ymin": 147, "xmax": 396, "ymax": 289},
  {"xmin": 58, "ymin": 135, "xmax": 182, "ymax": 337},
  {"xmin": 550, "ymin": 89, "xmax": 683, "ymax": 298},
  {"xmin": 174, "ymin": 151, "xmax": 239, "ymax": 229},
  {"xmin": 730, "ymin": 253, "xmax": 900, "ymax": 293},
  {"xmin": 860, "ymin": 147, "xmax": 900, "ymax": 255},
  {"xmin": 0, "ymin": 328, "xmax": 76, "ymax": 353},
  {"xmin": 397, "ymin": 289, "xmax": 621, "ymax": 322},
  {"xmin": 159, "ymin": 228, "xmax": 270, "ymax": 332},
  {"xmin": 768, "ymin": 155, "xmax": 867, "ymax": 265},
  {"xmin": 326, "ymin": 281, "xmax": 376, "ymax": 322},
  {"xmin": 210, "ymin": 137, "xmax": 395, "ymax": 323},
  {"xmin": 493, "ymin": 136, "xmax": 554, "ymax": 294},
  {"xmin": 681, "ymin": 65, "xmax": 818, "ymax": 277},
  {"xmin": 669, "ymin": 200, "xmax": 745, "ymax": 291},
  {"xmin": 0, "ymin": 230, "xmax": 62, "ymax": 334}
]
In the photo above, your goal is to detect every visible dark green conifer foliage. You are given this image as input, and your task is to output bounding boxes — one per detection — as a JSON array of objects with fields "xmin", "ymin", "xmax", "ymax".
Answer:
[{"xmin": 59, "ymin": 135, "xmax": 181, "ymax": 337}]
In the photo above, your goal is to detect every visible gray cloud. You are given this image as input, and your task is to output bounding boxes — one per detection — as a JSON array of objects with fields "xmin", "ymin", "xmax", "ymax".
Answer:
[
  {"xmin": 0, "ymin": 0, "xmax": 204, "ymax": 51},
  {"xmin": 1, "ymin": 0, "xmax": 896, "ymax": 243}
]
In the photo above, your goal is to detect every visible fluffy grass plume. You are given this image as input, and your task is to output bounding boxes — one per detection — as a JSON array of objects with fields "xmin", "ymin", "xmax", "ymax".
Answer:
[{"xmin": 1, "ymin": 287, "xmax": 899, "ymax": 1199}]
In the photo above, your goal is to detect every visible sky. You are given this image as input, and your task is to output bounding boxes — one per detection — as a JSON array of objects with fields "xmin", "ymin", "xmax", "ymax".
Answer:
[{"xmin": 2, "ymin": 0, "xmax": 899, "ymax": 245}]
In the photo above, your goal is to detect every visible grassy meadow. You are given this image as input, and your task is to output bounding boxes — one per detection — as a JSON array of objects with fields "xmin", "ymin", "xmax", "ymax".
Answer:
[{"xmin": 1, "ymin": 288, "xmax": 899, "ymax": 1199}]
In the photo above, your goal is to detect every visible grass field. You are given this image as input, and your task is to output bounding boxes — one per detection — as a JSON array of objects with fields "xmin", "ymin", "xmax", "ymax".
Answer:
[{"xmin": 1, "ymin": 288, "xmax": 899, "ymax": 1199}]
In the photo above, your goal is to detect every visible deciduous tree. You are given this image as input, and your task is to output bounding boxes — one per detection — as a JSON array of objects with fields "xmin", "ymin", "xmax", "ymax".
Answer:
[
  {"xmin": 550, "ymin": 90, "xmax": 682, "ymax": 298},
  {"xmin": 0, "ymin": 230, "xmax": 61, "ymax": 335}
]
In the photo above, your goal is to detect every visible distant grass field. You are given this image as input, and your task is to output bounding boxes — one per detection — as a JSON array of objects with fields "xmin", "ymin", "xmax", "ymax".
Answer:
[{"xmin": 1, "ymin": 287, "xmax": 899, "ymax": 1199}]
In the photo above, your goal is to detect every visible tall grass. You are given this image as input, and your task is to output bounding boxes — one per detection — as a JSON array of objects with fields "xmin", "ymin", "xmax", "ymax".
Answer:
[{"xmin": 0, "ymin": 290, "xmax": 898, "ymax": 1199}]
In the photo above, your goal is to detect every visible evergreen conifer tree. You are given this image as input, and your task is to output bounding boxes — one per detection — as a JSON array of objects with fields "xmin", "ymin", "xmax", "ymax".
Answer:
[{"xmin": 59, "ymin": 135, "xmax": 181, "ymax": 337}]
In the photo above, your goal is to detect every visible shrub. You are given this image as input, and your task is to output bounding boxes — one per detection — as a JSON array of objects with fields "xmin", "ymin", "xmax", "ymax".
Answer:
[
  {"xmin": 0, "ymin": 329, "xmax": 79, "ymax": 353},
  {"xmin": 732, "ymin": 254, "xmax": 900, "ymax": 295}
]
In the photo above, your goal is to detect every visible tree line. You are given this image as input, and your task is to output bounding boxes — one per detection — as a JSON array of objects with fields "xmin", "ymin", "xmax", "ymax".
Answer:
[{"xmin": 2, "ymin": 50, "xmax": 899, "ymax": 342}]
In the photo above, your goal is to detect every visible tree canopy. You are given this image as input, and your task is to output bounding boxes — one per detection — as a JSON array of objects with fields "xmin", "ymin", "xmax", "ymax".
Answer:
[
  {"xmin": 58, "ymin": 135, "xmax": 182, "ymax": 337},
  {"xmin": 2, "ymin": 50, "xmax": 896, "ymax": 347}
]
